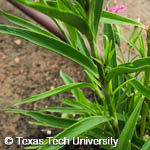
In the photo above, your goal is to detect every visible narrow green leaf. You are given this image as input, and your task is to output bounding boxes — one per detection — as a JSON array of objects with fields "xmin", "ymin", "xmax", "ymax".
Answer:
[
  {"xmin": 101, "ymin": 11, "xmax": 145, "ymax": 28},
  {"xmin": 126, "ymin": 75, "xmax": 150, "ymax": 100},
  {"xmin": 16, "ymin": 0, "xmax": 93, "ymax": 40},
  {"xmin": 84, "ymin": 70, "xmax": 101, "ymax": 87},
  {"xmin": 13, "ymin": 82, "xmax": 94, "ymax": 106},
  {"xmin": 24, "ymin": 145, "xmax": 39, "ymax": 149},
  {"xmin": 61, "ymin": 98, "xmax": 97, "ymax": 115},
  {"xmin": 60, "ymin": 71, "xmax": 88, "ymax": 104},
  {"xmin": 5, "ymin": 109, "xmax": 77, "ymax": 129},
  {"xmin": 65, "ymin": 23, "xmax": 78, "ymax": 48},
  {"xmin": 87, "ymin": 127, "xmax": 112, "ymax": 139},
  {"xmin": 113, "ymin": 25, "xmax": 125, "ymax": 63},
  {"xmin": 103, "ymin": 24, "xmax": 117, "ymax": 68},
  {"xmin": 38, "ymin": 116, "xmax": 110, "ymax": 150},
  {"xmin": 138, "ymin": 32, "xmax": 146, "ymax": 57},
  {"xmin": 112, "ymin": 78, "xmax": 136, "ymax": 95},
  {"xmin": 90, "ymin": 0, "xmax": 104, "ymax": 36},
  {"xmin": 74, "ymin": 1, "xmax": 87, "ymax": 19},
  {"xmin": 40, "ymin": 107, "xmax": 87, "ymax": 114},
  {"xmin": 119, "ymin": 33, "xmax": 145, "ymax": 57},
  {"xmin": 103, "ymin": 23, "xmax": 118, "ymax": 104},
  {"xmin": 0, "ymin": 25, "xmax": 98, "ymax": 76},
  {"xmin": 53, "ymin": 19, "xmax": 71, "ymax": 44},
  {"xmin": 116, "ymin": 99, "xmax": 143, "ymax": 150},
  {"xmin": 47, "ymin": 1, "xmax": 57, "ymax": 7},
  {"xmin": 141, "ymin": 139, "xmax": 150, "ymax": 150},
  {"xmin": 0, "ymin": 9, "xmax": 55, "ymax": 38},
  {"xmin": 56, "ymin": 0, "xmax": 78, "ymax": 47},
  {"xmin": 107, "ymin": 58, "xmax": 150, "ymax": 82},
  {"xmin": 77, "ymin": 33, "xmax": 91, "ymax": 57},
  {"xmin": 103, "ymin": 35, "xmax": 110, "ymax": 65},
  {"xmin": 57, "ymin": 0, "xmax": 76, "ymax": 13}
]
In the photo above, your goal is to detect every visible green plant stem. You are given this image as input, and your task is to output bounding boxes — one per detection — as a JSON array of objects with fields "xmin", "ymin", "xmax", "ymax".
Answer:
[
  {"xmin": 103, "ymin": 81, "xmax": 119, "ymax": 138},
  {"xmin": 128, "ymin": 26, "xmax": 137, "ymax": 62},
  {"xmin": 89, "ymin": 39, "xmax": 119, "ymax": 137},
  {"xmin": 140, "ymin": 70, "xmax": 149, "ymax": 137},
  {"xmin": 118, "ymin": 46, "xmax": 125, "ymax": 63},
  {"xmin": 88, "ymin": 38, "xmax": 118, "ymax": 136},
  {"xmin": 140, "ymin": 26, "xmax": 150, "ymax": 137},
  {"xmin": 89, "ymin": 40, "xmax": 105, "ymax": 85},
  {"xmin": 140, "ymin": 101, "xmax": 148, "ymax": 137}
]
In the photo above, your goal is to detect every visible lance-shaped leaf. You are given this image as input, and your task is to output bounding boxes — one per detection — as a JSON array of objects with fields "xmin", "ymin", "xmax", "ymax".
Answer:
[
  {"xmin": 61, "ymin": 98, "xmax": 97, "ymax": 115},
  {"xmin": 103, "ymin": 23, "xmax": 118, "ymax": 103},
  {"xmin": 24, "ymin": 145, "xmax": 39, "ymax": 149},
  {"xmin": 141, "ymin": 139, "xmax": 150, "ymax": 150},
  {"xmin": 60, "ymin": 71, "xmax": 88, "ymax": 104},
  {"xmin": 101, "ymin": 11, "xmax": 145, "ymax": 28},
  {"xmin": 0, "ymin": 25, "xmax": 98, "ymax": 76},
  {"xmin": 13, "ymin": 82, "xmax": 94, "ymax": 106},
  {"xmin": 106, "ymin": 57, "xmax": 150, "ymax": 82},
  {"xmin": 16, "ymin": 0, "xmax": 93, "ymax": 40},
  {"xmin": 77, "ymin": 32, "xmax": 91, "ymax": 57},
  {"xmin": 40, "ymin": 107, "xmax": 87, "ymax": 114},
  {"xmin": 116, "ymin": 99, "xmax": 143, "ymax": 150},
  {"xmin": 0, "ymin": 9, "xmax": 55, "ymax": 38},
  {"xmin": 89, "ymin": 0, "xmax": 104, "ymax": 37},
  {"xmin": 38, "ymin": 116, "xmax": 110, "ymax": 150},
  {"xmin": 126, "ymin": 75, "xmax": 150, "ymax": 100},
  {"xmin": 5, "ymin": 109, "xmax": 77, "ymax": 129}
]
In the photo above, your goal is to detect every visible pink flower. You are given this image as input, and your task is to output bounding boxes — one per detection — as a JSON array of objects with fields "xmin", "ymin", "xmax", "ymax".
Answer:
[{"xmin": 108, "ymin": 5, "xmax": 127, "ymax": 13}]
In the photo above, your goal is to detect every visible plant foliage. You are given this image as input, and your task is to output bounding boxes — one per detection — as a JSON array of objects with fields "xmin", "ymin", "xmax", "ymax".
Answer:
[{"xmin": 1, "ymin": 0, "xmax": 149, "ymax": 150}]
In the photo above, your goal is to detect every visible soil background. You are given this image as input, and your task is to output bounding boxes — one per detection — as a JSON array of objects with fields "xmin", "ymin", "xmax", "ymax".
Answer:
[{"xmin": 0, "ymin": 0, "xmax": 150, "ymax": 150}]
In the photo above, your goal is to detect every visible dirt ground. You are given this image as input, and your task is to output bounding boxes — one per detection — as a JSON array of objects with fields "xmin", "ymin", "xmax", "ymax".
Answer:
[{"xmin": 0, "ymin": 0, "xmax": 150, "ymax": 150}]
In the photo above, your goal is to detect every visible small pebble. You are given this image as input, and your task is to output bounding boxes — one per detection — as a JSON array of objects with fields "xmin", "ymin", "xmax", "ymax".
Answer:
[
  {"xmin": 41, "ymin": 129, "xmax": 52, "ymax": 135},
  {"xmin": 14, "ymin": 39, "xmax": 21, "ymax": 45},
  {"xmin": 50, "ymin": 86, "xmax": 55, "ymax": 90},
  {"xmin": 15, "ymin": 57, "xmax": 20, "ymax": 63}
]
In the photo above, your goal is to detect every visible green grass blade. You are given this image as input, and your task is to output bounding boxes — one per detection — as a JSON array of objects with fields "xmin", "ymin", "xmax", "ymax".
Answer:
[
  {"xmin": 13, "ymin": 82, "xmax": 94, "ymax": 106},
  {"xmin": 101, "ymin": 11, "xmax": 145, "ymax": 28},
  {"xmin": 116, "ymin": 99, "xmax": 143, "ymax": 150},
  {"xmin": 107, "ymin": 58, "xmax": 150, "ymax": 81},
  {"xmin": 0, "ymin": 9, "xmax": 55, "ymax": 38},
  {"xmin": 40, "ymin": 107, "xmax": 87, "ymax": 114},
  {"xmin": 103, "ymin": 24, "xmax": 117, "ymax": 68},
  {"xmin": 84, "ymin": 70, "xmax": 101, "ymax": 87},
  {"xmin": 77, "ymin": 33, "xmax": 91, "ymax": 57},
  {"xmin": 65, "ymin": 23, "xmax": 78, "ymax": 48},
  {"xmin": 90, "ymin": 0, "xmax": 104, "ymax": 37},
  {"xmin": 138, "ymin": 33, "xmax": 146, "ymax": 57},
  {"xmin": 126, "ymin": 75, "xmax": 150, "ymax": 100},
  {"xmin": 53, "ymin": 19, "xmax": 71, "ymax": 44},
  {"xmin": 24, "ymin": 146, "xmax": 39, "ymax": 149},
  {"xmin": 38, "ymin": 116, "xmax": 110, "ymax": 150},
  {"xmin": 112, "ymin": 78, "xmax": 136, "ymax": 95},
  {"xmin": 5, "ymin": 109, "xmax": 77, "ymax": 129},
  {"xmin": 61, "ymin": 98, "xmax": 97, "ymax": 115},
  {"xmin": 141, "ymin": 139, "xmax": 150, "ymax": 150},
  {"xmin": 60, "ymin": 71, "xmax": 88, "ymax": 104},
  {"xmin": 0, "ymin": 25, "xmax": 98, "ymax": 76},
  {"xmin": 103, "ymin": 23, "xmax": 118, "ymax": 105},
  {"xmin": 119, "ymin": 33, "xmax": 144, "ymax": 57}
]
